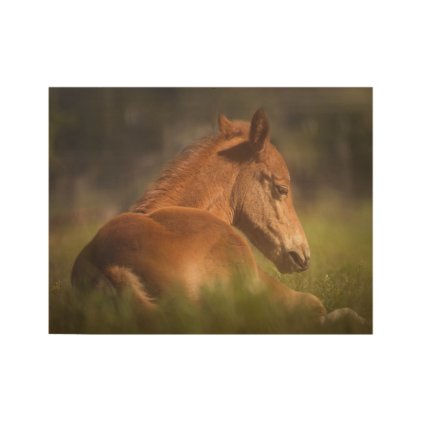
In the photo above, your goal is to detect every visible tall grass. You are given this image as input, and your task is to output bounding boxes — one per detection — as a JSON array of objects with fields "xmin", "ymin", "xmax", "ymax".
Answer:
[{"xmin": 49, "ymin": 196, "xmax": 372, "ymax": 334}]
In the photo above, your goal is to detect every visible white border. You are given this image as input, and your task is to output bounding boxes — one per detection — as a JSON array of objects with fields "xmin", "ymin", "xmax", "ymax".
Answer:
[{"xmin": 2, "ymin": 1, "xmax": 422, "ymax": 421}]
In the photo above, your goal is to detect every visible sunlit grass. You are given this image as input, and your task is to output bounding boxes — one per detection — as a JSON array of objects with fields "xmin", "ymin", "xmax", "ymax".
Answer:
[
  {"xmin": 285, "ymin": 198, "xmax": 372, "ymax": 318},
  {"xmin": 49, "ymin": 197, "xmax": 372, "ymax": 334}
]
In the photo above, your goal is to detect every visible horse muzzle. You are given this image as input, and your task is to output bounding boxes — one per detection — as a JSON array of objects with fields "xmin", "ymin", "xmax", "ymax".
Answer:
[
  {"xmin": 275, "ymin": 249, "xmax": 310, "ymax": 273},
  {"xmin": 287, "ymin": 250, "xmax": 310, "ymax": 272}
]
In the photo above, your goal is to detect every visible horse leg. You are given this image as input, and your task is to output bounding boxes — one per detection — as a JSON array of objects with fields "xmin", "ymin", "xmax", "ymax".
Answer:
[
  {"xmin": 258, "ymin": 269, "xmax": 327, "ymax": 327},
  {"xmin": 321, "ymin": 308, "xmax": 372, "ymax": 334},
  {"xmin": 71, "ymin": 244, "xmax": 118, "ymax": 296}
]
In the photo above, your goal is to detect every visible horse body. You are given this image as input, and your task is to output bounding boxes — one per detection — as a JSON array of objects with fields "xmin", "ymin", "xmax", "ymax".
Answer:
[
  {"xmin": 72, "ymin": 108, "xmax": 368, "ymax": 332},
  {"xmin": 73, "ymin": 207, "xmax": 260, "ymax": 301}
]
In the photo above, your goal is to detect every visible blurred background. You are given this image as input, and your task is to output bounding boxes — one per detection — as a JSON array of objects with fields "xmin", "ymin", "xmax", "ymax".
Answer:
[
  {"xmin": 49, "ymin": 88, "xmax": 372, "ymax": 222},
  {"xmin": 49, "ymin": 88, "xmax": 372, "ymax": 330}
]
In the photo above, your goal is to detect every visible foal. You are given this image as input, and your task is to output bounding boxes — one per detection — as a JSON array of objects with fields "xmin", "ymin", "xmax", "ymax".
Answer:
[{"xmin": 72, "ymin": 109, "xmax": 368, "ymax": 332}]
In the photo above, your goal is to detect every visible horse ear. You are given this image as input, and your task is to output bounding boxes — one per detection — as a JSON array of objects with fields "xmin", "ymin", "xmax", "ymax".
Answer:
[
  {"xmin": 218, "ymin": 113, "xmax": 233, "ymax": 138},
  {"xmin": 249, "ymin": 108, "xmax": 269, "ymax": 152}
]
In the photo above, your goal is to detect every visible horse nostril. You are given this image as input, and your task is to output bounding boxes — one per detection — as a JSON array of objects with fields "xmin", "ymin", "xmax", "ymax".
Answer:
[{"xmin": 288, "ymin": 251, "xmax": 308, "ymax": 270}]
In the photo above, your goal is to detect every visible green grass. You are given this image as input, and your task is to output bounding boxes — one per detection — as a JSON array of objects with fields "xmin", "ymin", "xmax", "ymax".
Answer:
[
  {"xmin": 49, "ymin": 197, "xmax": 372, "ymax": 334},
  {"xmin": 283, "ymin": 198, "xmax": 372, "ymax": 319}
]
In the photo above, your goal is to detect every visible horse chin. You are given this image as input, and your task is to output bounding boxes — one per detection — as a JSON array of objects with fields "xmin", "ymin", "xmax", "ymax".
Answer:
[{"xmin": 275, "ymin": 261, "xmax": 297, "ymax": 274}]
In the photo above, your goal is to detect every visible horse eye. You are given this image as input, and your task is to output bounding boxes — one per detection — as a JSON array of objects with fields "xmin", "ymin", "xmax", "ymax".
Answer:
[{"xmin": 275, "ymin": 184, "xmax": 288, "ymax": 197}]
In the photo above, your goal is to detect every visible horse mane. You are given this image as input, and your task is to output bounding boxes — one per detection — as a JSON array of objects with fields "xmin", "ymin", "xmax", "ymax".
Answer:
[{"xmin": 130, "ymin": 136, "xmax": 222, "ymax": 213}]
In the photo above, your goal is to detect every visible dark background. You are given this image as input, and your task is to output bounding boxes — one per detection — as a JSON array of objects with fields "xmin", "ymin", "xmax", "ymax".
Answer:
[{"xmin": 49, "ymin": 88, "xmax": 372, "ymax": 222}]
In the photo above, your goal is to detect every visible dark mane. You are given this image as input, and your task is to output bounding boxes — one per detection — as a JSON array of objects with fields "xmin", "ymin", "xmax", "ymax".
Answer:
[{"xmin": 130, "ymin": 136, "xmax": 221, "ymax": 213}]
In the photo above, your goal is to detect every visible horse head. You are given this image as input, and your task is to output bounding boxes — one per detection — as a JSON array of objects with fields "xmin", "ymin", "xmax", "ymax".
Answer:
[{"xmin": 220, "ymin": 108, "xmax": 310, "ymax": 273}]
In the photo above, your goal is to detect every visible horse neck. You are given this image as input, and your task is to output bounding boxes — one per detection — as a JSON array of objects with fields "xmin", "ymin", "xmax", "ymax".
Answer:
[
  {"xmin": 133, "ymin": 146, "xmax": 240, "ymax": 224},
  {"xmin": 181, "ymin": 164, "xmax": 238, "ymax": 223}
]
